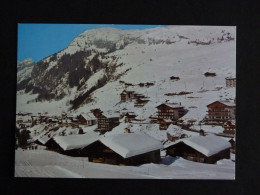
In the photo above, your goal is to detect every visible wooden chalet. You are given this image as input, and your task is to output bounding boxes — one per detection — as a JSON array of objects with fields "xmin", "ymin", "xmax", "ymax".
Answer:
[
  {"xmin": 145, "ymin": 82, "xmax": 154, "ymax": 87},
  {"xmin": 223, "ymin": 120, "xmax": 236, "ymax": 135},
  {"xmin": 159, "ymin": 118, "xmax": 174, "ymax": 130},
  {"xmin": 120, "ymin": 90, "xmax": 135, "ymax": 102},
  {"xmin": 138, "ymin": 83, "xmax": 145, "ymax": 87},
  {"xmin": 225, "ymin": 77, "xmax": 236, "ymax": 87},
  {"xmin": 156, "ymin": 103, "xmax": 185, "ymax": 121},
  {"xmin": 78, "ymin": 113, "xmax": 97, "ymax": 126},
  {"xmin": 204, "ymin": 72, "xmax": 216, "ymax": 77},
  {"xmin": 91, "ymin": 109, "xmax": 103, "ymax": 117},
  {"xmin": 165, "ymin": 134, "xmax": 231, "ymax": 164},
  {"xmin": 170, "ymin": 76, "xmax": 180, "ymax": 81},
  {"xmin": 83, "ymin": 133, "xmax": 163, "ymax": 166},
  {"xmin": 97, "ymin": 112, "xmax": 120, "ymax": 134},
  {"xmin": 206, "ymin": 100, "xmax": 236, "ymax": 125},
  {"xmin": 124, "ymin": 112, "xmax": 137, "ymax": 122},
  {"xmin": 134, "ymin": 98, "xmax": 149, "ymax": 107},
  {"xmin": 50, "ymin": 133, "xmax": 99, "ymax": 157}
]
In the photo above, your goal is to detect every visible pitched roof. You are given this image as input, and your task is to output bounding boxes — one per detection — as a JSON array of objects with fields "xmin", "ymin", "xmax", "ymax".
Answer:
[
  {"xmin": 167, "ymin": 124, "xmax": 183, "ymax": 137},
  {"xmin": 80, "ymin": 112, "xmax": 97, "ymax": 120},
  {"xmin": 102, "ymin": 111, "xmax": 120, "ymax": 118},
  {"xmin": 225, "ymin": 77, "xmax": 236, "ymax": 80},
  {"xmin": 157, "ymin": 103, "xmax": 184, "ymax": 109},
  {"xmin": 181, "ymin": 134, "xmax": 231, "ymax": 157},
  {"xmin": 207, "ymin": 100, "xmax": 235, "ymax": 107},
  {"xmin": 100, "ymin": 133, "xmax": 163, "ymax": 158},
  {"xmin": 53, "ymin": 132, "xmax": 99, "ymax": 151}
]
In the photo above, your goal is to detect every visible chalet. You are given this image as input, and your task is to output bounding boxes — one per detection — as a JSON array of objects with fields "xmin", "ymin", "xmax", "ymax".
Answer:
[
  {"xmin": 17, "ymin": 123, "xmax": 31, "ymax": 129},
  {"xmin": 225, "ymin": 77, "xmax": 236, "ymax": 87},
  {"xmin": 78, "ymin": 113, "xmax": 97, "ymax": 126},
  {"xmin": 120, "ymin": 90, "xmax": 135, "ymax": 102},
  {"xmin": 206, "ymin": 100, "xmax": 236, "ymax": 124},
  {"xmin": 138, "ymin": 83, "xmax": 145, "ymax": 87},
  {"xmin": 124, "ymin": 112, "xmax": 137, "ymax": 123},
  {"xmin": 31, "ymin": 115, "xmax": 41, "ymax": 126},
  {"xmin": 166, "ymin": 124, "xmax": 187, "ymax": 141},
  {"xmin": 125, "ymin": 83, "xmax": 133, "ymax": 87},
  {"xmin": 61, "ymin": 112, "xmax": 67, "ymax": 119},
  {"xmin": 135, "ymin": 98, "xmax": 149, "ymax": 107},
  {"xmin": 133, "ymin": 93, "xmax": 145, "ymax": 99},
  {"xmin": 223, "ymin": 120, "xmax": 236, "ymax": 135},
  {"xmin": 204, "ymin": 72, "xmax": 216, "ymax": 77},
  {"xmin": 85, "ymin": 133, "xmax": 163, "ymax": 165},
  {"xmin": 97, "ymin": 112, "xmax": 120, "ymax": 134},
  {"xmin": 156, "ymin": 103, "xmax": 185, "ymax": 121},
  {"xmin": 170, "ymin": 76, "xmax": 180, "ymax": 81},
  {"xmin": 165, "ymin": 134, "xmax": 231, "ymax": 164},
  {"xmin": 52, "ymin": 133, "xmax": 99, "ymax": 156},
  {"xmin": 16, "ymin": 112, "xmax": 32, "ymax": 117},
  {"xmin": 34, "ymin": 126, "xmax": 64, "ymax": 147},
  {"xmin": 27, "ymin": 143, "xmax": 46, "ymax": 150},
  {"xmin": 16, "ymin": 117, "xmax": 23, "ymax": 124},
  {"xmin": 145, "ymin": 82, "xmax": 154, "ymax": 87},
  {"xmin": 16, "ymin": 115, "xmax": 32, "ymax": 125},
  {"xmin": 91, "ymin": 108, "xmax": 103, "ymax": 117},
  {"xmin": 159, "ymin": 118, "xmax": 174, "ymax": 130}
]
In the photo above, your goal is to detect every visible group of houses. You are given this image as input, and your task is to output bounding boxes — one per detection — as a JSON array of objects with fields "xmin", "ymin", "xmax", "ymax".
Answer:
[
  {"xmin": 120, "ymin": 90, "xmax": 150, "ymax": 107},
  {"xmin": 33, "ymin": 131, "xmax": 164, "ymax": 166},
  {"xmin": 31, "ymin": 125, "xmax": 233, "ymax": 165},
  {"xmin": 16, "ymin": 112, "xmax": 79, "ymax": 129}
]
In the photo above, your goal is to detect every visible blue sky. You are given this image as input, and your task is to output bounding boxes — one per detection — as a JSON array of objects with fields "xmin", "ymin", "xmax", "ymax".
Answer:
[{"xmin": 18, "ymin": 24, "xmax": 167, "ymax": 62}]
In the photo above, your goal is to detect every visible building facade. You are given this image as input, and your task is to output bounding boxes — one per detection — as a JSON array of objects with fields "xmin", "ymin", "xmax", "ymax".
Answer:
[
  {"xmin": 206, "ymin": 100, "xmax": 236, "ymax": 124},
  {"xmin": 156, "ymin": 103, "xmax": 185, "ymax": 121},
  {"xmin": 120, "ymin": 90, "xmax": 135, "ymax": 102},
  {"xmin": 225, "ymin": 77, "xmax": 236, "ymax": 87},
  {"xmin": 97, "ymin": 113, "xmax": 120, "ymax": 134}
]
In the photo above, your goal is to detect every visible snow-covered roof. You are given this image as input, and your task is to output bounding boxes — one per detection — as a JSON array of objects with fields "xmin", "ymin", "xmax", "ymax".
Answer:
[
  {"xmin": 120, "ymin": 91, "xmax": 127, "ymax": 95},
  {"xmin": 37, "ymin": 136, "xmax": 51, "ymax": 145},
  {"xmin": 102, "ymin": 111, "xmax": 120, "ymax": 118},
  {"xmin": 53, "ymin": 132, "xmax": 99, "ymax": 151},
  {"xmin": 218, "ymin": 100, "xmax": 235, "ymax": 107},
  {"xmin": 190, "ymin": 125, "xmax": 224, "ymax": 134},
  {"xmin": 207, "ymin": 100, "xmax": 235, "ymax": 107},
  {"xmin": 181, "ymin": 134, "xmax": 231, "ymax": 157},
  {"xmin": 167, "ymin": 124, "xmax": 183, "ymax": 137},
  {"xmin": 80, "ymin": 113, "xmax": 96, "ymax": 120},
  {"xmin": 157, "ymin": 103, "xmax": 184, "ymax": 109},
  {"xmin": 100, "ymin": 133, "xmax": 163, "ymax": 158},
  {"xmin": 225, "ymin": 77, "xmax": 236, "ymax": 80}
]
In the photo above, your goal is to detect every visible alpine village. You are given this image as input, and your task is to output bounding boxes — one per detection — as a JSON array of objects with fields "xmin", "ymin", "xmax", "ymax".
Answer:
[{"xmin": 16, "ymin": 26, "xmax": 236, "ymax": 178}]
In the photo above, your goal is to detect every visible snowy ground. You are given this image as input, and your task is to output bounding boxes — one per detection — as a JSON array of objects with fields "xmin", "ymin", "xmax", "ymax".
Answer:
[{"xmin": 15, "ymin": 149, "xmax": 235, "ymax": 179}]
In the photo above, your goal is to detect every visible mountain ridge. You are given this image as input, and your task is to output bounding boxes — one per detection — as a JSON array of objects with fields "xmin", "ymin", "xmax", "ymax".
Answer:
[{"xmin": 17, "ymin": 26, "xmax": 236, "ymax": 123}]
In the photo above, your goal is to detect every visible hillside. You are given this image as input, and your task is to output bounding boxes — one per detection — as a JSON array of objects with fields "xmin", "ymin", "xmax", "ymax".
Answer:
[{"xmin": 17, "ymin": 26, "xmax": 236, "ymax": 127}]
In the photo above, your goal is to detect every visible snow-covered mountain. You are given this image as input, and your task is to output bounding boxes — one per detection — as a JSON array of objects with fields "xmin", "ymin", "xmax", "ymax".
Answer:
[
  {"xmin": 17, "ymin": 26, "xmax": 236, "ymax": 125},
  {"xmin": 17, "ymin": 58, "xmax": 35, "ymax": 85}
]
